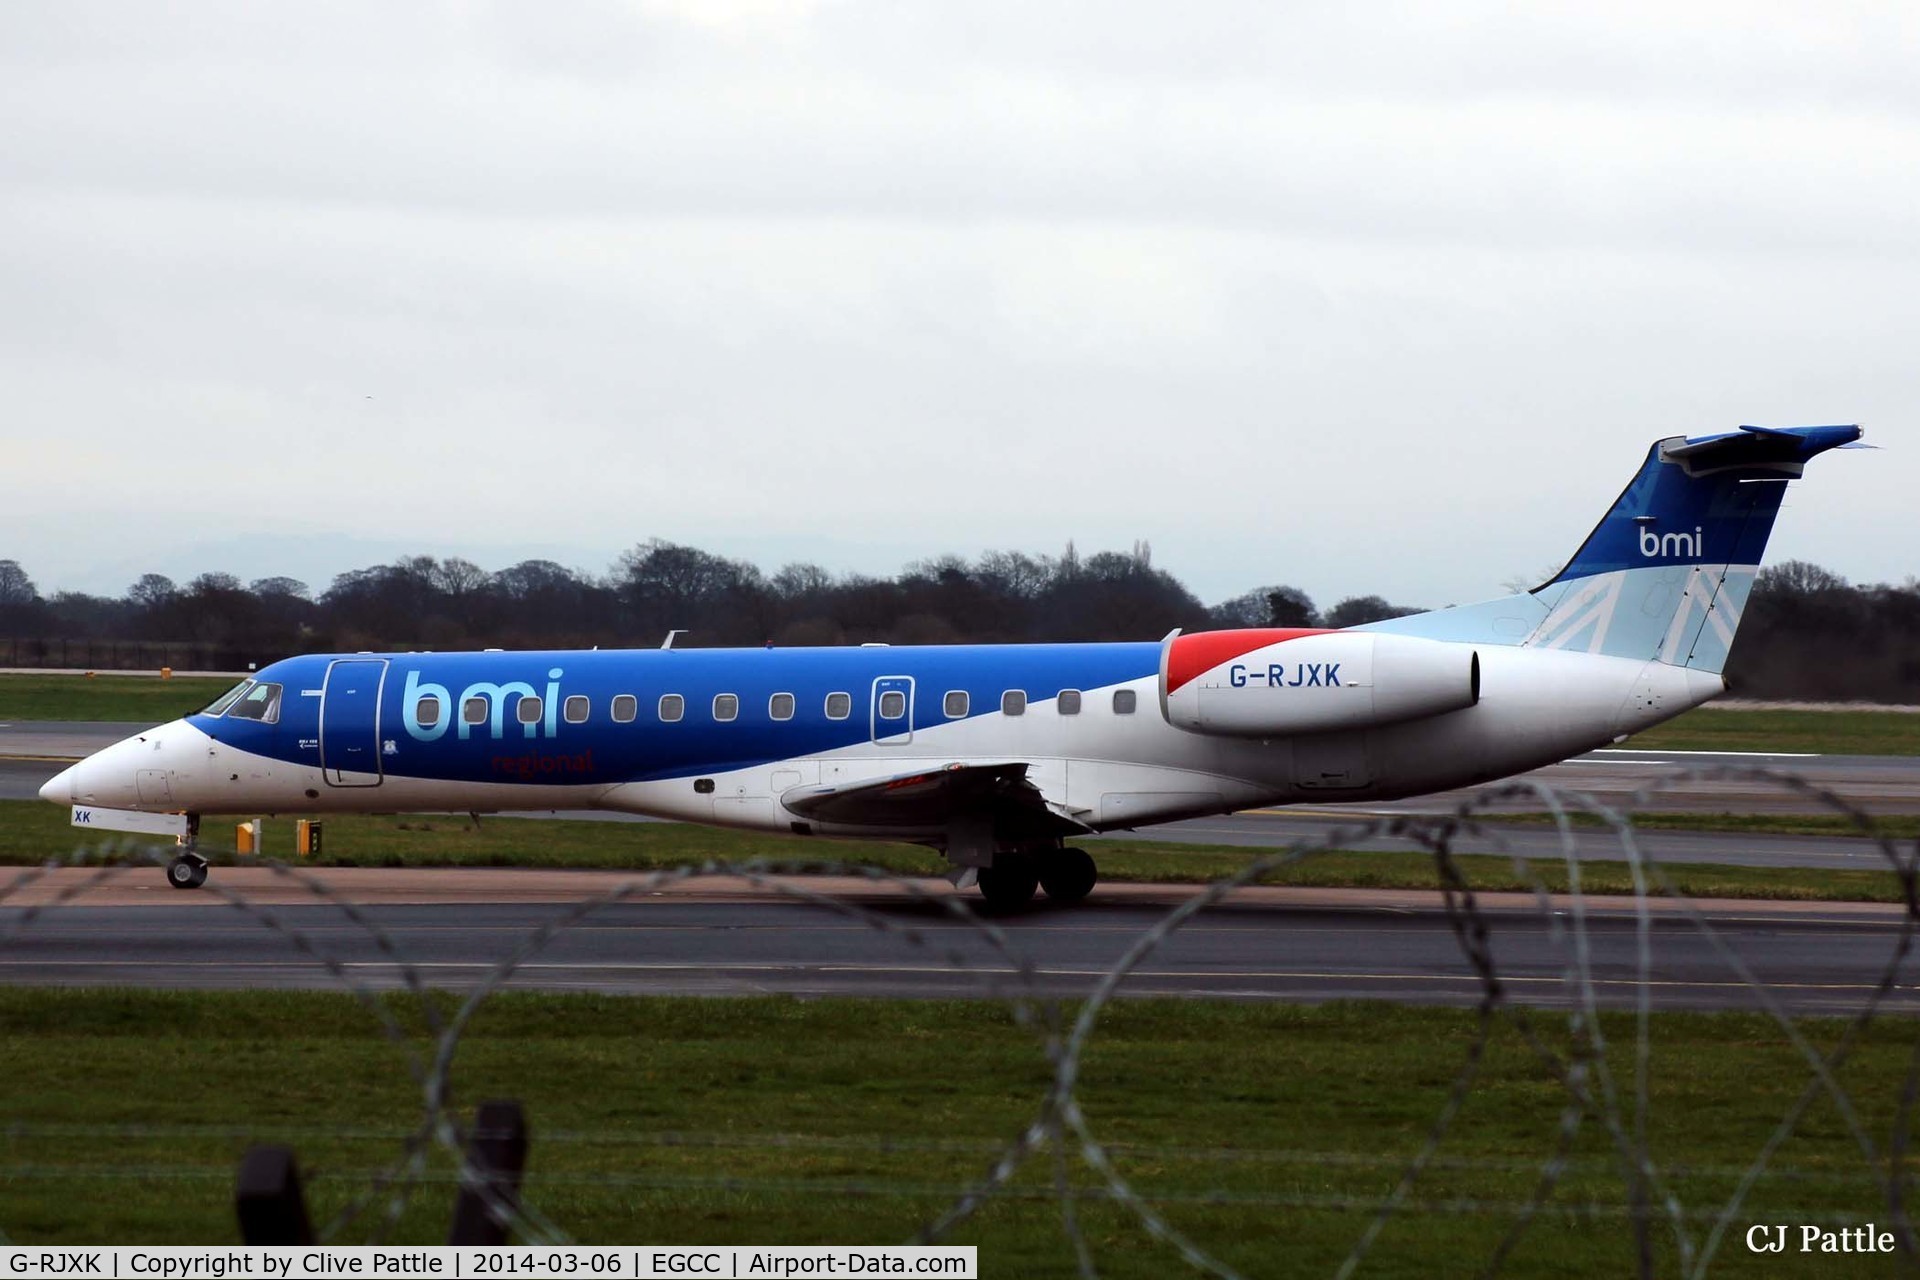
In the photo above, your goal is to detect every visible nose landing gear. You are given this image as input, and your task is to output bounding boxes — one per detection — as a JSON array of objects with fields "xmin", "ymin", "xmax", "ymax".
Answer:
[
  {"xmin": 167, "ymin": 814, "xmax": 207, "ymax": 890},
  {"xmin": 166, "ymin": 855, "xmax": 208, "ymax": 890}
]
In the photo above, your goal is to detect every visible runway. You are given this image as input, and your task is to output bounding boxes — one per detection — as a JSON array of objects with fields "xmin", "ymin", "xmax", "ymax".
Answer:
[
  {"xmin": 7, "ymin": 717, "xmax": 1912, "ymax": 1013},
  {"xmin": 5, "ymin": 716, "xmax": 1916, "ymax": 1012},
  {"xmin": 1, "ymin": 869, "xmax": 1914, "ymax": 1015}
]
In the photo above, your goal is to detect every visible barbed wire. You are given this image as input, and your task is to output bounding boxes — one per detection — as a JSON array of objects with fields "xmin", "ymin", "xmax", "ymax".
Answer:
[{"xmin": 2, "ymin": 767, "xmax": 1917, "ymax": 1276}]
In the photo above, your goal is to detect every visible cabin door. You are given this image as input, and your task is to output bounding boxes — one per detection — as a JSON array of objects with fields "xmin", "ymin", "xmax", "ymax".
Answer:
[{"xmin": 320, "ymin": 659, "xmax": 388, "ymax": 787}]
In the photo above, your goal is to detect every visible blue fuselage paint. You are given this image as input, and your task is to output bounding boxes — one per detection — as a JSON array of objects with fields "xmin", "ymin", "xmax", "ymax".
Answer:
[{"xmin": 198, "ymin": 643, "xmax": 1163, "ymax": 788}]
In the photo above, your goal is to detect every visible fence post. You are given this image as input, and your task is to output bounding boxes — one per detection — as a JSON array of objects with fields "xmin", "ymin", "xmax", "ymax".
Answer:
[
  {"xmin": 449, "ymin": 1100, "xmax": 529, "ymax": 1245},
  {"xmin": 235, "ymin": 1144, "xmax": 314, "ymax": 1245}
]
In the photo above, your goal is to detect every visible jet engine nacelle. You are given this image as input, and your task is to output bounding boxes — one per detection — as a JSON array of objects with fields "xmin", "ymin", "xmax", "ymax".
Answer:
[{"xmin": 1160, "ymin": 628, "xmax": 1480, "ymax": 738}]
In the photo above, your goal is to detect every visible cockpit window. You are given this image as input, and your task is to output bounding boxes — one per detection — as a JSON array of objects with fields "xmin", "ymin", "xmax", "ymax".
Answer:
[
  {"xmin": 199, "ymin": 681, "xmax": 252, "ymax": 717},
  {"xmin": 225, "ymin": 682, "xmax": 283, "ymax": 724}
]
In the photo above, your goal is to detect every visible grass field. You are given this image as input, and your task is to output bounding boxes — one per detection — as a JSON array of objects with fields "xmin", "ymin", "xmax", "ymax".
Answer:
[
  {"xmin": 2, "ymin": 672, "xmax": 1917, "ymax": 755},
  {"xmin": 1623, "ymin": 706, "xmax": 1920, "ymax": 756},
  {"xmin": 0, "ymin": 799, "xmax": 1912, "ymax": 904},
  {"xmin": 0, "ymin": 672, "xmax": 231, "ymax": 722},
  {"xmin": 1495, "ymin": 809, "xmax": 1920, "ymax": 841},
  {"xmin": 0, "ymin": 989, "xmax": 1908, "ymax": 1275}
]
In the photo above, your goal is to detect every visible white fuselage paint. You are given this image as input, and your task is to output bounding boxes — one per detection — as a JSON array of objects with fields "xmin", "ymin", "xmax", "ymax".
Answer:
[{"xmin": 45, "ymin": 644, "xmax": 1723, "ymax": 845}]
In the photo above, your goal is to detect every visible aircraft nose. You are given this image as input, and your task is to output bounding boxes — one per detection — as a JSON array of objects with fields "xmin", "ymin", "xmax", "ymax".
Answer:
[{"xmin": 39, "ymin": 763, "xmax": 76, "ymax": 805}]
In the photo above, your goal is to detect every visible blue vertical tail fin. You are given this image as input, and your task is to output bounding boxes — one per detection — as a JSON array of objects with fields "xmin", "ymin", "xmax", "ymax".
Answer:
[{"xmin": 1365, "ymin": 424, "xmax": 1864, "ymax": 672}]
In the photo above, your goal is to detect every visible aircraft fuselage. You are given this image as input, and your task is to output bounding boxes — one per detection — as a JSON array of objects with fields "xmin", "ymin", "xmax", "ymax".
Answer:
[{"xmin": 42, "ymin": 638, "xmax": 1720, "ymax": 850}]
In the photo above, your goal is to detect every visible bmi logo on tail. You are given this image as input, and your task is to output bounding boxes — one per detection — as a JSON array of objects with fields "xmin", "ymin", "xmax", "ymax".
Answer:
[{"xmin": 1640, "ymin": 527, "xmax": 1704, "ymax": 558}]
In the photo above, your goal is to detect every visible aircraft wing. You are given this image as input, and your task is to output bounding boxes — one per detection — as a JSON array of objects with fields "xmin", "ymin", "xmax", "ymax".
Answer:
[{"xmin": 781, "ymin": 762, "xmax": 1091, "ymax": 837}]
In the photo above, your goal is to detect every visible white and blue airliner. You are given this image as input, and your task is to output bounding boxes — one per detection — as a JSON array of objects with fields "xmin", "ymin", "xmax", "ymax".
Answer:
[{"xmin": 40, "ymin": 425, "xmax": 1863, "ymax": 905}]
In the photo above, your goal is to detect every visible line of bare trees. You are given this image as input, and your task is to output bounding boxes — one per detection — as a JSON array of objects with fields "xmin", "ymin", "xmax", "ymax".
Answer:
[{"xmin": 0, "ymin": 549, "xmax": 1911, "ymax": 701}]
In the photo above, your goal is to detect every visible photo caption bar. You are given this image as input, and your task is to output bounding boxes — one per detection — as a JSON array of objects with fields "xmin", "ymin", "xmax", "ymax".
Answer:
[{"xmin": 0, "ymin": 1247, "xmax": 978, "ymax": 1279}]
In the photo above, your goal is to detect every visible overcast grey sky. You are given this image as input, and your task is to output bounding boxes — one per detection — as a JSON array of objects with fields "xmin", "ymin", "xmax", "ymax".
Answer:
[{"xmin": 2, "ymin": 1, "xmax": 1912, "ymax": 611}]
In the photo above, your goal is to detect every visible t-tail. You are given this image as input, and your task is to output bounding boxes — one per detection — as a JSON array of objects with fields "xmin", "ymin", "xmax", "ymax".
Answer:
[{"xmin": 1366, "ymin": 424, "xmax": 1865, "ymax": 673}]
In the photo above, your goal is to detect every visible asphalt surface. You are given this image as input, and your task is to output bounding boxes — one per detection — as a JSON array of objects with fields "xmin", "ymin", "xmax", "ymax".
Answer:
[
  {"xmin": 4, "ymin": 721, "xmax": 1919, "ymax": 1014},
  {"xmin": 1, "ymin": 870, "xmax": 1914, "ymax": 1014}
]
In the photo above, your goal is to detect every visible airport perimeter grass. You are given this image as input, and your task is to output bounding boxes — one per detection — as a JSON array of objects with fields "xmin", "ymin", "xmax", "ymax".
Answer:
[
  {"xmin": 1623, "ymin": 705, "xmax": 1920, "ymax": 756},
  {"xmin": 0, "ymin": 672, "xmax": 230, "ymax": 722},
  {"xmin": 2, "ymin": 671, "xmax": 1918, "ymax": 755},
  {"xmin": 0, "ymin": 989, "xmax": 1911, "ymax": 1275},
  {"xmin": 1496, "ymin": 809, "xmax": 1920, "ymax": 841},
  {"xmin": 0, "ymin": 800, "xmax": 1912, "ymax": 904}
]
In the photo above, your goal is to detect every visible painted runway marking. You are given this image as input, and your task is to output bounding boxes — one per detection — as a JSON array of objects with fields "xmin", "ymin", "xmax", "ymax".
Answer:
[
  {"xmin": 1136, "ymin": 821, "xmax": 1886, "ymax": 861},
  {"xmin": 1592, "ymin": 749, "xmax": 1821, "ymax": 759}
]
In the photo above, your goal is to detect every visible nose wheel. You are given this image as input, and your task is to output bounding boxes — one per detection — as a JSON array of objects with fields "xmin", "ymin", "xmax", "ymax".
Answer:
[{"xmin": 167, "ymin": 854, "xmax": 208, "ymax": 890}]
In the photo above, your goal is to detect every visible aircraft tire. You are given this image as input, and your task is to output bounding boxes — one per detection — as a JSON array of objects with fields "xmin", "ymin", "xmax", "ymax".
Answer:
[
  {"xmin": 976, "ymin": 858, "xmax": 1040, "ymax": 909},
  {"xmin": 1040, "ymin": 847, "xmax": 1097, "ymax": 904},
  {"xmin": 167, "ymin": 857, "xmax": 208, "ymax": 891}
]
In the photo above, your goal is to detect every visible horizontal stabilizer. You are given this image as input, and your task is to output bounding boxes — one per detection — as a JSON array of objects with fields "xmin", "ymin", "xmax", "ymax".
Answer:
[{"xmin": 1661, "ymin": 424, "xmax": 1862, "ymax": 475}]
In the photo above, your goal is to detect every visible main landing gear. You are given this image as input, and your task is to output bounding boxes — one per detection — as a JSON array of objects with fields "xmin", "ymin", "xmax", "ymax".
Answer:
[
  {"xmin": 975, "ymin": 847, "xmax": 1098, "ymax": 910},
  {"xmin": 1039, "ymin": 847, "xmax": 1097, "ymax": 905},
  {"xmin": 167, "ymin": 814, "xmax": 207, "ymax": 890}
]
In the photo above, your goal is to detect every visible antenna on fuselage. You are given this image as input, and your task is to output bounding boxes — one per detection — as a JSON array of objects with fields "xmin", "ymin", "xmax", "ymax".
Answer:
[{"xmin": 660, "ymin": 629, "xmax": 688, "ymax": 650}]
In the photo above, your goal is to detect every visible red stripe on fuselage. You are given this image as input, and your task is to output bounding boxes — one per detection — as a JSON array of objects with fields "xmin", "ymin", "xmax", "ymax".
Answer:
[{"xmin": 1165, "ymin": 628, "xmax": 1333, "ymax": 693}]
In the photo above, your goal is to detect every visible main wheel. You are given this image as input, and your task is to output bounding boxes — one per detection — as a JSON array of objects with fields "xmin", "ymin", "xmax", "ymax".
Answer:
[
  {"xmin": 167, "ymin": 857, "xmax": 208, "ymax": 890},
  {"xmin": 1040, "ymin": 847, "xmax": 1098, "ymax": 904},
  {"xmin": 976, "ymin": 858, "xmax": 1039, "ymax": 909}
]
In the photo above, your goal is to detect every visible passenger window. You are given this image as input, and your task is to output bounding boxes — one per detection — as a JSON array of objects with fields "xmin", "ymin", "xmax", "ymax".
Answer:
[
  {"xmin": 564, "ymin": 694, "xmax": 590, "ymax": 724},
  {"xmin": 612, "ymin": 694, "xmax": 638, "ymax": 723},
  {"xmin": 943, "ymin": 690, "xmax": 969, "ymax": 718},
  {"xmin": 227, "ymin": 682, "xmax": 283, "ymax": 724},
  {"xmin": 1002, "ymin": 690, "xmax": 1026, "ymax": 717},
  {"xmin": 464, "ymin": 697, "xmax": 488, "ymax": 725},
  {"xmin": 1058, "ymin": 689, "xmax": 1082, "ymax": 715},
  {"xmin": 1112, "ymin": 689, "xmax": 1137, "ymax": 714},
  {"xmin": 517, "ymin": 695, "xmax": 543, "ymax": 725},
  {"xmin": 770, "ymin": 692, "xmax": 795, "ymax": 721},
  {"xmin": 659, "ymin": 694, "xmax": 685, "ymax": 723},
  {"xmin": 415, "ymin": 696, "xmax": 441, "ymax": 729},
  {"xmin": 826, "ymin": 692, "xmax": 851, "ymax": 720},
  {"xmin": 714, "ymin": 693, "xmax": 739, "ymax": 722},
  {"xmin": 879, "ymin": 690, "xmax": 906, "ymax": 719}
]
